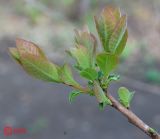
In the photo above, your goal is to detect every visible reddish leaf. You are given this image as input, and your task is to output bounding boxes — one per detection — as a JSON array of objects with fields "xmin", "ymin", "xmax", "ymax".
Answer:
[
  {"xmin": 109, "ymin": 15, "xmax": 127, "ymax": 53},
  {"xmin": 94, "ymin": 6, "xmax": 121, "ymax": 52}
]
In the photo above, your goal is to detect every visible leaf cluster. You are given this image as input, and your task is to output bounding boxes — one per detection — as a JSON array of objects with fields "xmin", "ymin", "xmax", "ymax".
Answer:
[{"xmin": 9, "ymin": 6, "xmax": 134, "ymax": 109}]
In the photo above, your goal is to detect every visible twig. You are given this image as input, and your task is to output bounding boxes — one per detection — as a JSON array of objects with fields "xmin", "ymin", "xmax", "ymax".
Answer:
[
  {"xmin": 63, "ymin": 82, "xmax": 89, "ymax": 93},
  {"xmin": 105, "ymin": 90, "xmax": 160, "ymax": 139}
]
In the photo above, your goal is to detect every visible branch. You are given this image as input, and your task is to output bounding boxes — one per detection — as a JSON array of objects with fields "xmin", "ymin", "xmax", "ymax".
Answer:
[
  {"xmin": 63, "ymin": 82, "xmax": 89, "ymax": 93},
  {"xmin": 105, "ymin": 90, "xmax": 160, "ymax": 139}
]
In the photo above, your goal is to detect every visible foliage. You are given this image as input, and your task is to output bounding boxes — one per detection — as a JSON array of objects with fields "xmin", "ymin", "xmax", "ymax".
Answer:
[
  {"xmin": 9, "ymin": 6, "xmax": 131, "ymax": 109},
  {"xmin": 118, "ymin": 87, "xmax": 134, "ymax": 108},
  {"xmin": 69, "ymin": 90, "xmax": 81, "ymax": 103}
]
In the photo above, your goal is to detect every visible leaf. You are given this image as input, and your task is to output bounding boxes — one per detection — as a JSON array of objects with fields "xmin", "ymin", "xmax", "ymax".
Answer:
[
  {"xmin": 97, "ymin": 71, "xmax": 104, "ymax": 79},
  {"xmin": 60, "ymin": 64, "xmax": 80, "ymax": 87},
  {"xmin": 74, "ymin": 27, "xmax": 97, "ymax": 67},
  {"xmin": 80, "ymin": 68, "xmax": 98, "ymax": 81},
  {"xmin": 102, "ymin": 6, "xmax": 121, "ymax": 26},
  {"xmin": 101, "ymin": 74, "xmax": 120, "ymax": 88},
  {"xmin": 94, "ymin": 6, "xmax": 121, "ymax": 52},
  {"xmin": 109, "ymin": 15, "xmax": 127, "ymax": 53},
  {"xmin": 16, "ymin": 38, "xmax": 47, "ymax": 59},
  {"xmin": 118, "ymin": 87, "xmax": 134, "ymax": 108},
  {"xmin": 108, "ymin": 74, "xmax": 120, "ymax": 82},
  {"xmin": 9, "ymin": 48, "xmax": 21, "ymax": 64},
  {"xmin": 74, "ymin": 27, "xmax": 96, "ymax": 54},
  {"xmin": 96, "ymin": 53, "xmax": 118, "ymax": 76},
  {"xmin": 93, "ymin": 81, "xmax": 112, "ymax": 110},
  {"xmin": 20, "ymin": 55, "xmax": 60, "ymax": 82},
  {"xmin": 9, "ymin": 38, "xmax": 61, "ymax": 82},
  {"xmin": 115, "ymin": 29, "xmax": 128, "ymax": 55},
  {"xmin": 67, "ymin": 45, "xmax": 91, "ymax": 70},
  {"xmin": 69, "ymin": 90, "xmax": 81, "ymax": 103},
  {"xmin": 149, "ymin": 128, "xmax": 157, "ymax": 135},
  {"xmin": 94, "ymin": 16, "xmax": 108, "ymax": 51},
  {"xmin": 87, "ymin": 80, "xmax": 94, "ymax": 90}
]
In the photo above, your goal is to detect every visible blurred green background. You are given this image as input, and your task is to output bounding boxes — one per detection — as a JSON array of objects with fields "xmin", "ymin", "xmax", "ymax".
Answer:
[{"xmin": 0, "ymin": 0, "xmax": 160, "ymax": 139}]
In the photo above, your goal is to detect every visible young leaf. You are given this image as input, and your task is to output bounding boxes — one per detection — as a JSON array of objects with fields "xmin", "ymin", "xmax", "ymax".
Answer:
[
  {"xmin": 108, "ymin": 74, "xmax": 120, "ymax": 82},
  {"xmin": 118, "ymin": 87, "xmax": 134, "ymax": 108},
  {"xmin": 20, "ymin": 55, "xmax": 60, "ymax": 82},
  {"xmin": 93, "ymin": 81, "xmax": 112, "ymax": 109},
  {"xmin": 60, "ymin": 64, "xmax": 80, "ymax": 87},
  {"xmin": 74, "ymin": 27, "xmax": 97, "ymax": 68},
  {"xmin": 102, "ymin": 6, "xmax": 121, "ymax": 28},
  {"xmin": 97, "ymin": 71, "xmax": 104, "ymax": 79},
  {"xmin": 148, "ymin": 128, "xmax": 157, "ymax": 135},
  {"xmin": 96, "ymin": 53, "xmax": 118, "ymax": 76},
  {"xmin": 109, "ymin": 15, "xmax": 127, "ymax": 53},
  {"xmin": 101, "ymin": 74, "xmax": 120, "ymax": 88},
  {"xmin": 67, "ymin": 45, "xmax": 91, "ymax": 70},
  {"xmin": 9, "ymin": 48, "xmax": 21, "ymax": 64},
  {"xmin": 69, "ymin": 90, "xmax": 81, "ymax": 103},
  {"xmin": 16, "ymin": 38, "xmax": 47, "ymax": 59},
  {"xmin": 94, "ymin": 6, "xmax": 121, "ymax": 52},
  {"xmin": 80, "ymin": 68, "xmax": 98, "ymax": 81},
  {"xmin": 75, "ymin": 27, "xmax": 96, "ymax": 53},
  {"xmin": 115, "ymin": 29, "xmax": 128, "ymax": 55},
  {"xmin": 94, "ymin": 16, "xmax": 108, "ymax": 51},
  {"xmin": 9, "ymin": 38, "xmax": 61, "ymax": 82}
]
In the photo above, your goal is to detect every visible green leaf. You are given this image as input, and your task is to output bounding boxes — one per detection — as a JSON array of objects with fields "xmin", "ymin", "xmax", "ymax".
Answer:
[
  {"xmin": 108, "ymin": 74, "xmax": 120, "ymax": 82},
  {"xmin": 69, "ymin": 90, "xmax": 81, "ymax": 103},
  {"xmin": 115, "ymin": 29, "xmax": 128, "ymax": 55},
  {"xmin": 74, "ymin": 27, "xmax": 97, "ymax": 68},
  {"xmin": 99, "ymin": 102, "xmax": 110, "ymax": 110},
  {"xmin": 60, "ymin": 64, "xmax": 80, "ymax": 87},
  {"xmin": 93, "ymin": 81, "xmax": 112, "ymax": 109},
  {"xmin": 9, "ymin": 48, "xmax": 21, "ymax": 64},
  {"xmin": 75, "ymin": 27, "xmax": 96, "ymax": 54},
  {"xmin": 118, "ymin": 87, "xmax": 134, "ymax": 108},
  {"xmin": 109, "ymin": 15, "xmax": 127, "ymax": 53},
  {"xmin": 10, "ymin": 38, "xmax": 61, "ymax": 82},
  {"xmin": 94, "ymin": 16, "xmax": 108, "ymax": 51},
  {"xmin": 94, "ymin": 6, "xmax": 121, "ymax": 52},
  {"xmin": 101, "ymin": 74, "xmax": 120, "ymax": 88},
  {"xmin": 148, "ymin": 128, "xmax": 157, "ymax": 135},
  {"xmin": 80, "ymin": 68, "xmax": 98, "ymax": 81},
  {"xmin": 67, "ymin": 45, "xmax": 91, "ymax": 70},
  {"xmin": 20, "ymin": 55, "xmax": 60, "ymax": 82},
  {"xmin": 96, "ymin": 53, "xmax": 118, "ymax": 76},
  {"xmin": 88, "ymin": 80, "xmax": 94, "ymax": 91},
  {"xmin": 98, "ymin": 71, "xmax": 104, "ymax": 79}
]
